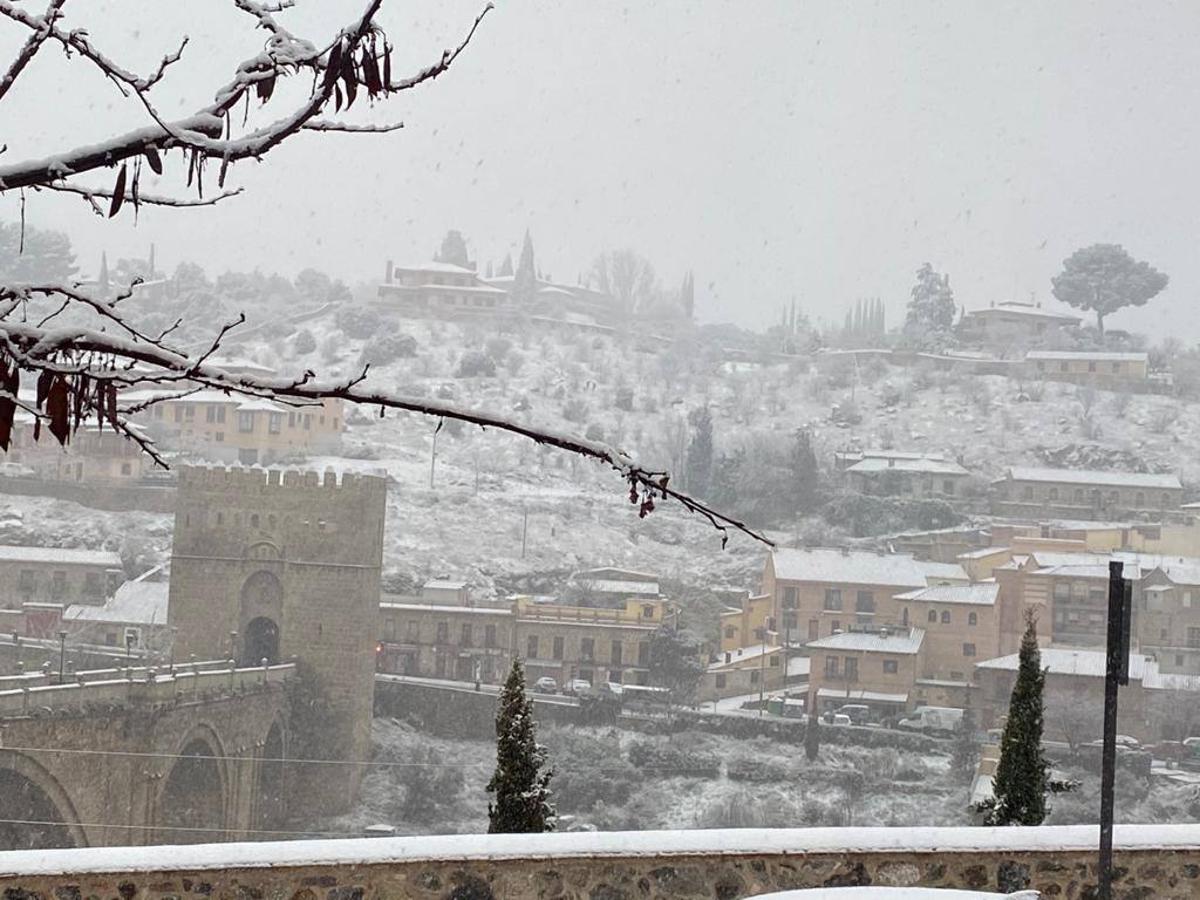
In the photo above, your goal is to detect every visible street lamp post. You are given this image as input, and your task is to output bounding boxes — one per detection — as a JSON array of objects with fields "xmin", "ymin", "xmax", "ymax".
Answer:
[{"xmin": 57, "ymin": 630, "xmax": 67, "ymax": 684}]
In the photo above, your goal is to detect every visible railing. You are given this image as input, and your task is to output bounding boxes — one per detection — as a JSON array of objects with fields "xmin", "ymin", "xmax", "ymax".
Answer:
[{"xmin": 0, "ymin": 660, "xmax": 294, "ymax": 716}]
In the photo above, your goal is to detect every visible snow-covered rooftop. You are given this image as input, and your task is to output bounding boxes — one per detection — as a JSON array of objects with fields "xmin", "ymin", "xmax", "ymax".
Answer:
[
  {"xmin": 846, "ymin": 457, "xmax": 970, "ymax": 477},
  {"xmin": 956, "ymin": 546, "xmax": 1011, "ymax": 560},
  {"xmin": 807, "ymin": 627, "xmax": 924, "ymax": 655},
  {"xmin": 392, "ymin": 261, "xmax": 476, "ymax": 274},
  {"xmin": 915, "ymin": 560, "xmax": 970, "ymax": 583},
  {"xmin": 1026, "ymin": 350, "xmax": 1148, "ymax": 363},
  {"xmin": 1000, "ymin": 466, "xmax": 1182, "ymax": 490},
  {"xmin": 976, "ymin": 646, "xmax": 1152, "ymax": 680},
  {"xmin": 66, "ymin": 580, "xmax": 167, "ymax": 626},
  {"xmin": 963, "ymin": 302, "xmax": 1081, "ymax": 323},
  {"xmin": 0, "ymin": 545, "xmax": 122, "ymax": 567},
  {"xmin": 894, "ymin": 583, "xmax": 999, "ymax": 606},
  {"xmin": 771, "ymin": 548, "xmax": 927, "ymax": 588}
]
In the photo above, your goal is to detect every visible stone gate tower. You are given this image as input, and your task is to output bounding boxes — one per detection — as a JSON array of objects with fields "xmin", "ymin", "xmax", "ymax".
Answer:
[{"xmin": 168, "ymin": 466, "xmax": 386, "ymax": 814}]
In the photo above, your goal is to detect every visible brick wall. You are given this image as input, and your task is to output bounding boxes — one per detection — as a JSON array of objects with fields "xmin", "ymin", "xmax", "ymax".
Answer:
[{"xmin": 0, "ymin": 825, "xmax": 1197, "ymax": 898}]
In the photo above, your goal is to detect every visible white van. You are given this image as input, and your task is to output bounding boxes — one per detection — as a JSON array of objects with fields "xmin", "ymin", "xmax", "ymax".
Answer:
[{"xmin": 898, "ymin": 706, "xmax": 964, "ymax": 736}]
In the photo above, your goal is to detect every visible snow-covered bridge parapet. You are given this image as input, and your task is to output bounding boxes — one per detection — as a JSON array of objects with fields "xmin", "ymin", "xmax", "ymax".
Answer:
[
  {"xmin": 0, "ymin": 825, "xmax": 1197, "ymax": 898},
  {"xmin": 0, "ymin": 659, "xmax": 294, "ymax": 717}
]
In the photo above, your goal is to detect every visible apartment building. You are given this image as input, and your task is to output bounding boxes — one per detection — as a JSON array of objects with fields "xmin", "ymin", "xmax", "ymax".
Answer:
[
  {"xmin": 756, "ymin": 547, "xmax": 966, "ymax": 646},
  {"xmin": 957, "ymin": 300, "xmax": 1080, "ymax": 346},
  {"xmin": 376, "ymin": 594, "xmax": 678, "ymax": 688},
  {"xmin": 991, "ymin": 467, "xmax": 1183, "ymax": 521},
  {"xmin": 376, "ymin": 261, "xmax": 511, "ymax": 318}
]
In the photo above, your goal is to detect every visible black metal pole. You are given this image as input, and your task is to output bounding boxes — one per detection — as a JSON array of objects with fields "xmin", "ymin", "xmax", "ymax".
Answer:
[{"xmin": 1098, "ymin": 559, "xmax": 1125, "ymax": 900}]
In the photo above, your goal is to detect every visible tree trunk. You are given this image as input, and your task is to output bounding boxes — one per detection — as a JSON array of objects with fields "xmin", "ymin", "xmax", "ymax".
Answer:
[{"xmin": 1097, "ymin": 309, "xmax": 1105, "ymax": 335}]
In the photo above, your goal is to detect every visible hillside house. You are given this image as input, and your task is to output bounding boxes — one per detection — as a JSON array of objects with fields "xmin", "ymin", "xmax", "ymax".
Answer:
[
  {"xmin": 991, "ymin": 467, "xmax": 1183, "ymax": 521},
  {"xmin": 376, "ymin": 261, "xmax": 511, "ymax": 317},
  {"xmin": 0, "ymin": 546, "xmax": 123, "ymax": 611},
  {"xmin": 958, "ymin": 300, "xmax": 1081, "ymax": 347},
  {"xmin": 806, "ymin": 626, "xmax": 923, "ymax": 718},
  {"xmin": 844, "ymin": 453, "xmax": 972, "ymax": 499}
]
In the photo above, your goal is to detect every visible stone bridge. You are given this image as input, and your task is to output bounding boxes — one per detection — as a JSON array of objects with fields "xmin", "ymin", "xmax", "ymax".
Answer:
[{"xmin": 0, "ymin": 660, "xmax": 293, "ymax": 849}]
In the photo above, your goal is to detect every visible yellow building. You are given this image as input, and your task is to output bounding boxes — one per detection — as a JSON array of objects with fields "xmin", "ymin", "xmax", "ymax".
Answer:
[
  {"xmin": 125, "ymin": 389, "xmax": 344, "ymax": 466},
  {"xmin": 760, "ymin": 547, "xmax": 964, "ymax": 645},
  {"xmin": 1025, "ymin": 350, "xmax": 1149, "ymax": 386},
  {"xmin": 377, "ymin": 594, "xmax": 679, "ymax": 689},
  {"xmin": 807, "ymin": 626, "xmax": 924, "ymax": 718}
]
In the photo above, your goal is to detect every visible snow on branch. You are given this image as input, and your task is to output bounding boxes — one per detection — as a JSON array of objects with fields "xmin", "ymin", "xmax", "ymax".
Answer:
[{"xmin": 0, "ymin": 0, "xmax": 766, "ymax": 546}]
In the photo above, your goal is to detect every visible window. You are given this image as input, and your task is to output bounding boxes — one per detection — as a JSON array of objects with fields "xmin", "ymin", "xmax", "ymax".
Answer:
[
  {"xmin": 769, "ymin": 654, "xmax": 780, "ymax": 667},
  {"xmin": 552, "ymin": 636, "xmax": 564, "ymax": 660},
  {"xmin": 85, "ymin": 571, "xmax": 102, "ymax": 597},
  {"xmin": 942, "ymin": 479, "xmax": 954, "ymax": 494},
  {"xmin": 782, "ymin": 586, "xmax": 799, "ymax": 609},
  {"xmin": 783, "ymin": 612, "xmax": 798, "ymax": 631},
  {"xmin": 436, "ymin": 621, "xmax": 448, "ymax": 643},
  {"xmin": 715, "ymin": 674, "xmax": 726, "ymax": 689},
  {"xmin": 268, "ymin": 413, "xmax": 282, "ymax": 434},
  {"xmin": 927, "ymin": 609, "xmax": 937, "ymax": 623},
  {"xmin": 526, "ymin": 635, "xmax": 539, "ymax": 658},
  {"xmin": 940, "ymin": 610, "xmax": 951, "ymax": 624},
  {"xmin": 1048, "ymin": 487, "xmax": 1058, "ymax": 501},
  {"xmin": 1074, "ymin": 488, "xmax": 1084, "ymax": 503},
  {"xmin": 642, "ymin": 605, "xmax": 654, "ymax": 619},
  {"xmin": 1059, "ymin": 361, "xmax": 1069, "ymax": 373},
  {"xmin": 844, "ymin": 657, "xmax": 858, "ymax": 682},
  {"xmin": 1111, "ymin": 361, "xmax": 1120, "ymax": 373},
  {"xmin": 174, "ymin": 406, "xmax": 183, "ymax": 423},
  {"xmin": 217, "ymin": 406, "xmax": 226, "ymax": 423},
  {"xmin": 824, "ymin": 588, "xmax": 842, "ymax": 611},
  {"xmin": 206, "ymin": 405, "xmax": 218, "ymax": 423},
  {"xmin": 855, "ymin": 591, "xmax": 874, "ymax": 613},
  {"xmin": 1135, "ymin": 492, "xmax": 1145, "ymax": 507},
  {"xmin": 184, "ymin": 405, "xmax": 194, "ymax": 419},
  {"xmin": 963, "ymin": 643, "xmax": 976, "ymax": 657},
  {"xmin": 1022, "ymin": 485, "xmax": 1034, "ymax": 500},
  {"xmin": 750, "ymin": 669, "xmax": 760, "ymax": 684},
  {"xmin": 288, "ymin": 412, "xmax": 296, "ymax": 428},
  {"xmin": 406, "ymin": 620, "xmax": 419, "ymax": 641},
  {"xmin": 968, "ymin": 612, "xmax": 977, "ymax": 626},
  {"xmin": 250, "ymin": 513, "xmax": 260, "ymax": 528},
  {"xmin": 383, "ymin": 619, "xmax": 396, "ymax": 641},
  {"xmin": 824, "ymin": 656, "xmax": 839, "ymax": 677},
  {"xmin": 883, "ymin": 659, "xmax": 898, "ymax": 674},
  {"xmin": 460, "ymin": 623, "xmax": 472, "ymax": 647},
  {"xmin": 637, "ymin": 642, "xmax": 649, "ymax": 666},
  {"xmin": 1178, "ymin": 655, "xmax": 1185, "ymax": 667},
  {"xmin": 238, "ymin": 411, "xmax": 254, "ymax": 433},
  {"xmin": 612, "ymin": 641, "xmax": 622, "ymax": 666},
  {"xmin": 1053, "ymin": 582, "xmax": 1070, "ymax": 601},
  {"xmin": 830, "ymin": 620, "xmax": 841, "ymax": 634},
  {"xmin": 215, "ymin": 432, "xmax": 225, "ymax": 442},
  {"xmin": 724, "ymin": 626, "xmax": 736, "ymax": 639},
  {"xmin": 1088, "ymin": 361, "xmax": 1097, "ymax": 373},
  {"xmin": 1188, "ymin": 628, "xmax": 1200, "ymax": 650},
  {"xmin": 1185, "ymin": 592, "xmax": 1194, "ymax": 609},
  {"xmin": 51, "ymin": 570, "xmax": 66, "ymax": 598},
  {"xmin": 753, "ymin": 627, "xmax": 765, "ymax": 641},
  {"xmin": 581, "ymin": 637, "xmax": 594, "ymax": 660},
  {"xmin": 120, "ymin": 462, "xmax": 132, "ymax": 476},
  {"xmin": 303, "ymin": 414, "xmax": 312, "ymax": 431},
  {"xmin": 485, "ymin": 624, "xmax": 497, "ymax": 648}
]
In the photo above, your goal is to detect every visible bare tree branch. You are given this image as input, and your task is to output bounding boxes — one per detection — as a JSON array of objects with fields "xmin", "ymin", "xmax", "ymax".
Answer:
[
  {"xmin": 300, "ymin": 119, "xmax": 403, "ymax": 133},
  {"xmin": 0, "ymin": 0, "xmax": 68, "ymax": 102},
  {"xmin": 34, "ymin": 180, "xmax": 243, "ymax": 210}
]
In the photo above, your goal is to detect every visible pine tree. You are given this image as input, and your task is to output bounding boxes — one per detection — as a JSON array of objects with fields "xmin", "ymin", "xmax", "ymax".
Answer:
[
  {"xmin": 434, "ymin": 230, "xmax": 471, "ymax": 268},
  {"xmin": 487, "ymin": 658, "xmax": 555, "ymax": 833},
  {"xmin": 805, "ymin": 713, "xmax": 820, "ymax": 761},
  {"xmin": 904, "ymin": 263, "xmax": 955, "ymax": 347},
  {"xmin": 980, "ymin": 612, "xmax": 1069, "ymax": 824},
  {"xmin": 790, "ymin": 427, "xmax": 821, "ymax": 508},
  {"xmin": 685, "ymin": 406, "xmax": 713, "ymax": 498},
  {"xmin": 512, "ymin": 230, "xmax": 537, "ymax": 307}
]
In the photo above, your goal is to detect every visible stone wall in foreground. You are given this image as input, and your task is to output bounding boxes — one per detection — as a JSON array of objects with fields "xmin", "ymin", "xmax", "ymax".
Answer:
[{"xmin": 0, "ymin": 826, "xmax": 1195, "ymax": 900}]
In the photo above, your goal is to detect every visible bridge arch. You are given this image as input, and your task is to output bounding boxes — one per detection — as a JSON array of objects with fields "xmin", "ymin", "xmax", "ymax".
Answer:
[
  {"xmin": 157, "ymin": 724, "xmax": 229, "ymax": 844},
  {"xmin": 254, "ymin": 719, "xmax": 287, "ymax": 832},
  {"xmin": 0, "ymin": 750, "xmax": 87, "ymax": 850},
  {"xmin": 240, "ymin": 570, "xmax": 283, "ymax": 666}
]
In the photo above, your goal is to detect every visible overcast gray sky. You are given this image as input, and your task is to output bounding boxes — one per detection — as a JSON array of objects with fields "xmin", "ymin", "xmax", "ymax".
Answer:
[{"xmin": 1, "ymin": 1, "xmax": 1197, "ymax": 338}]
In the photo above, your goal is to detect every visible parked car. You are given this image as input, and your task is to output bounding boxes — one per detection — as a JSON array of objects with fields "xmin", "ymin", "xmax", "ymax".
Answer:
[
  {"xmin": 562, "ymin": 678, "xmax": 591, "ymax": 696},
  {"xmin": 1084, "ymin": 735, "xmax": 1141, "ymax": 752},
  {"xmin": 834, "ymin": 704, "xmax": 871, "ymax": 725},
  {"xmin": 898, "ymin": 706, "xmax": 964, "ymax": 736},
  {"xmin": 826, "ymin": 713, "xmax": 852, "ymax": 726},
  {"xmin": 532, "ymin": 676, "xmax": 558, "ymax": 694}
]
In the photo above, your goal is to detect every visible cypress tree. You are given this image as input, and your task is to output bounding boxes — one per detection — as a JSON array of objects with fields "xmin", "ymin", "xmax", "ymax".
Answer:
[
  {"xmin": 512, "ymin": 230, "xmax": 537, "ymax": 307},
  {"xmin": 982, "ymin": 612, "xmax": 1064, "ymax": 825},
  {"xmin": 805, "ymin": 713, "xmax": 820, "ymax": 761},
  {"xmin": 487, "ymin": 658, "xmax": 555, "ymax": 833}
]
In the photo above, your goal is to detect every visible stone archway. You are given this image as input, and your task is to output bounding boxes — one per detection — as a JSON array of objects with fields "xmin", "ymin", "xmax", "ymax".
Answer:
[
  {"xmin": 255, "ymin": 720, "xmax": 287, "ymax": 832},
  {"xmin": 243, "ymin": 616, "xmax": 280, "ymax": 667},
  {"xmin": 158, "ymin": 733, "xmax": 226, "ymax": 844},
  {"xmin": 240, "ymin": 570, "xmax": 283, "ymax": 666},
  {"xmin": 0, "ymin": 752, "xmax": 86, "ymax": 850}
]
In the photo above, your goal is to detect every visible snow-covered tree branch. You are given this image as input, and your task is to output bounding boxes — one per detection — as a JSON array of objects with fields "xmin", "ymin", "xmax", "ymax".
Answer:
[{"xmin": 0, "ymin": 1, "xmax": 771, "ymax": 545}]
